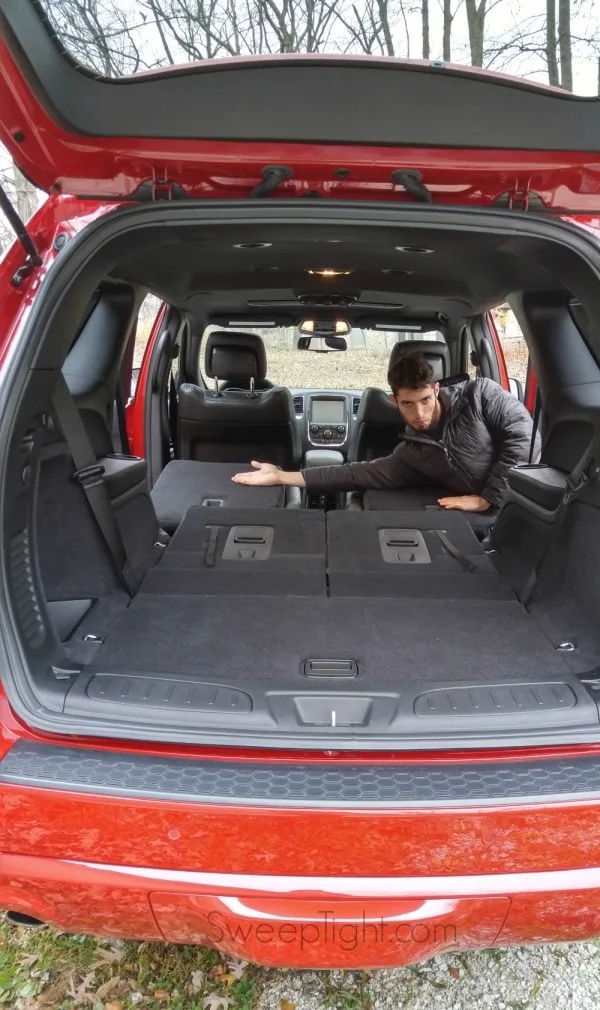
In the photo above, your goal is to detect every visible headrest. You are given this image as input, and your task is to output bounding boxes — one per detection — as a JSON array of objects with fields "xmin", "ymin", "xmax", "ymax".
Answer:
[
  {"xmin": 204, "ymin": 331, "xmax": 267, "ymax": 382},
  {"xmin": 359, "ymin": 387, "xmax": 405, "ymax": 425},
  {"xmin": 388, "ymin": 340, "xmax": 450, "ymax": 382}
]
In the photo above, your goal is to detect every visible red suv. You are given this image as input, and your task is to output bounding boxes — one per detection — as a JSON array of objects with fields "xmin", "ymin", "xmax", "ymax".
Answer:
[{"xmin": 2, "ymin": 0, "xmax": 600, "ymax": 970}]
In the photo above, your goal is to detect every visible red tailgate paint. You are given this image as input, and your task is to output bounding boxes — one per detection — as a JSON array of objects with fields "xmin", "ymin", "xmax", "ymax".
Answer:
[{"xmin": 4, "ymin": 37, "xmax": 600, "ymax": 209}]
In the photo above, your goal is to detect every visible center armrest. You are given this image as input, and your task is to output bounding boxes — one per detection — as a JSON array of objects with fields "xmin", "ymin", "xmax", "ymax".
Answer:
[{"xmin": 304, "ymin": 449, "xmax": 345, "ymax": 468}]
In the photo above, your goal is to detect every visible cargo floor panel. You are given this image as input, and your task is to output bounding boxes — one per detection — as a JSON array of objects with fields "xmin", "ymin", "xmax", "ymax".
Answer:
[{"xmin": 86, "ymin": 594, "xmax": 571, "ymax": 684}]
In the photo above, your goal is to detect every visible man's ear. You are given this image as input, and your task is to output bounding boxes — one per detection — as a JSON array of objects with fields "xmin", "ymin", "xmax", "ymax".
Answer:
[{"xmin": 434, "ymin": 381, "xmax": 440, "ymax": 397}]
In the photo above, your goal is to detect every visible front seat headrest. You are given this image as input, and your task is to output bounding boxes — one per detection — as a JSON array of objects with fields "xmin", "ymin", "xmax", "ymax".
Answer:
[
  {"xmin": 387, "ymin": 340, "xmax": 450, "ymax": 382},
  {"xmin": 204, "ymin": 331, "xmax": 268, "ymax": 382}
]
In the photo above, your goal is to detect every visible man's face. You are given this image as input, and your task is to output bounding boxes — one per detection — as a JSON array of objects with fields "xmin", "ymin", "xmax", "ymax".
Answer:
[{"xmin": 394, "ymin": 382, "xmax": 440, "ymax": 430}]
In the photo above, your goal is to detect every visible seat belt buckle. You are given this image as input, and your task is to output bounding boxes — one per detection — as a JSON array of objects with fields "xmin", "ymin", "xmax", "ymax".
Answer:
[{"xmin": 72, "ymin": 463, "xmax": 105, "ymax": 488}]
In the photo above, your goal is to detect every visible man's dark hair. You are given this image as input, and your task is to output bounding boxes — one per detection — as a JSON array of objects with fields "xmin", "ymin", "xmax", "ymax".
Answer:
[{"xmin": 388, "ymin": 352, "xmax": 435, "ymax": 395}]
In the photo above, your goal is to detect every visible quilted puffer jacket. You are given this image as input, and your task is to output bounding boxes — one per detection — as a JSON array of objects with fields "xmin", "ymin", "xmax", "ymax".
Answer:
[{"xmin": 303, "ymin": 378, "xmax": 537, "ymax": 507}]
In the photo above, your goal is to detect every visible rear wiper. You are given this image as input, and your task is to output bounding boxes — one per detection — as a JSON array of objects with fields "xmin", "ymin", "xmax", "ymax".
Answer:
[
  {"xmin": 251, "ymin": 165, "xmax": 293, "ymax": 197},
  {"xmin": 391, "ymin": 169, "xmax": 432, "ymax": 203}
]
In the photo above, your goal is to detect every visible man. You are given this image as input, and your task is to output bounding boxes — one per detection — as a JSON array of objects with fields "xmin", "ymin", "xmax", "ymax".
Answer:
[{"xmin": 232, "ymin": 352, "xmax": 536, "ymax": 511}]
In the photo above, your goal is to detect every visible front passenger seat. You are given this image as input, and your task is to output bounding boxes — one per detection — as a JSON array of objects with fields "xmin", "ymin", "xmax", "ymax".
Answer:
[
  {"xmin": 178, "ymin": 331, "xmax": 301, "ymax": 467},
  {"xmin": 349, "ymin": 339, "xmax": 451, "ymax": 461}
]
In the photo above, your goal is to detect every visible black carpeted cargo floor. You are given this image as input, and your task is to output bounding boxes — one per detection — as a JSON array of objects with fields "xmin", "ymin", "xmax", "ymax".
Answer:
[{"xmin": 90, "ymin": 593, "xmax": 570, "ymax": 684}]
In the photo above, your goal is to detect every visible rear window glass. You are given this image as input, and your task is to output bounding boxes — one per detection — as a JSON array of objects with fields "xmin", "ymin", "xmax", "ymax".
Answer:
[
  {"xmin": 38, "ymin": 1, "xmax": 599, "ymax": 95},
  {"xmin": 199, "ymin": 326, "xmax": 445, "ymax": 390}
]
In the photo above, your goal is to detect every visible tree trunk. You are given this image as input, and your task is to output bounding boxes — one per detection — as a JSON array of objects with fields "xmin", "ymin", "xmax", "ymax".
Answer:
[
  {"xmin": 378, "ymin": 0, "xmax": 395, "ymax": 57},
  {"xmin": 442, "ymin": 0, "xmax": 452, "ymax": 61},
  {"xmin": 465, "ymin": 0, "xmax": 486, "ymax": 67},
  {"xmin": 12, "ymin": 164, "xmax": 38, "ymax": 222},
  {"xmin": 422, "ymin": 0, "xmax": 430, "ymax": 60},
  {"xmin": 546, "ymin": 0, "xmax": 559, "ymax": 86},
  {"xmin": 558, "ymin": 0, "xmax": 572, "ymax": 91}
]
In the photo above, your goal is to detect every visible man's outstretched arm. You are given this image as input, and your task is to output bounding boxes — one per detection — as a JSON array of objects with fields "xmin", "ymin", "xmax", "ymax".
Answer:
[{"xmin": 232, "ymin": 449, "xmax": 419, "ymax": 493}]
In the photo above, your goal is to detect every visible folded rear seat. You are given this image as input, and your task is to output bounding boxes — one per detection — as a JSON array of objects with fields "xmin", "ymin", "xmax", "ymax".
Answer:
[
  {"xmin": 327, "ymin": 510, "xmax": 512, "ymax": 600},
  {"xmin": 141, "ymin": 506, "xmax": 326, "ymax": 596},
  {"xmin": 362, "ymin": 487, "xmax": 498, "ymax": 536},
  {"xmin": 150, "ymin": 460, "xmax": 285, "ymax": 533}
]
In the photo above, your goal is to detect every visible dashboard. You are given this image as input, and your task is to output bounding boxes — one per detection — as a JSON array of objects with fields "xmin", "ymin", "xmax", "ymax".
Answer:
[{"xmin": 290, "ymin": 388, "xmax": 363, "ymax": 456}]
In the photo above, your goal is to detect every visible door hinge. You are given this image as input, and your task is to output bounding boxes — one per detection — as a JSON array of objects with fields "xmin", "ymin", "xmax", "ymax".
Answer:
[
  {"xmin": 493, "ymin": 181, "xmax": 545, "ymax": 212},
  {"xmin": 135, "ymin": 177, "xmax": 188, "ymax": 202},
  {"xmin": 0, "ymin": 181, "xmax": 43, "ymax": 286}
]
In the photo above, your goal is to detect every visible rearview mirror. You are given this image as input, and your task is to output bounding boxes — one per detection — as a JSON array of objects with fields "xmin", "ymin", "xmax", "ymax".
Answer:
[{"xmin": 296, "ymin": 334, "xmax": 347, "ymax": 352}]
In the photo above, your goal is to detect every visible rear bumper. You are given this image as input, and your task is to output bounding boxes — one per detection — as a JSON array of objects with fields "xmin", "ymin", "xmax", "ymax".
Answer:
[
  {"xmin": 3, "ymin": 853, "xmax": 600, "ymax": 967},
  {"xmin": 5, "ymin": 738, "xmax": 600, "ymax": 966}
]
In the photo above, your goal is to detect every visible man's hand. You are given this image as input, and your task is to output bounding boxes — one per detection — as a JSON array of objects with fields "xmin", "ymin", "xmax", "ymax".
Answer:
[
  {"xmin": 438, "ymin": 495, "xmax": 491, "ymax": 512},
  {"xmin": 232, "ymin": 461, "xmax": 282, "ymax": 486}
]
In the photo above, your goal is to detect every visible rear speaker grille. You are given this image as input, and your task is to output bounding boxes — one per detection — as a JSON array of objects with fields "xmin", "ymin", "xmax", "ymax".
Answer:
[{"xmin": 10, "ymin": 528, "xmax": 45, "ymax": 648}]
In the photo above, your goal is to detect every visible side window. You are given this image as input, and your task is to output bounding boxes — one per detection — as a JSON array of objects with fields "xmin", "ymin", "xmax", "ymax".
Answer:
[
  {"xmin": 130, "ymin": 294, "xmax": 162, "ymax": 396},
  {"xmin": 467, "ymin": 335, "xmax": 479, "ymax": 379},
  {"xmin": 491, "ymin": 304, "xmax": 529, "ymax": 389}
]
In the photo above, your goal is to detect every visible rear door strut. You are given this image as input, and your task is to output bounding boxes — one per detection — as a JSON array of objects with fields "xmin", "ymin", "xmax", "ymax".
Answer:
[{"xmin": 0, "ymin": 179, "xmax": 42, "ymax": 286}]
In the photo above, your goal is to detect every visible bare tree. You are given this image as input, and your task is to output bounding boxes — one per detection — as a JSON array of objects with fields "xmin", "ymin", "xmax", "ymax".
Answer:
[
  {"xmin": 422, "ymin": 0, "xmax": 430, "ymax": 58},
  {"xmin": 12, "ymin": 165, "xmax": 38, "ymax": 222},
  {"xmin": 464, "ymin": 0, "xmax": 483, "ymax": 66},
  {"xmin": 546, "ymin": 0, "xmax": 559, "ymax": 86},
  {"xmin": 442, "ymin": 0, "xmax": 453, "ymax": 60},
  {"xmin": 558, "ymin": 0, "xmax": 573, "ymax": 89},
  {"xmin": 42, "ymin": 0, "xmax": 158, "ymax": 74}
]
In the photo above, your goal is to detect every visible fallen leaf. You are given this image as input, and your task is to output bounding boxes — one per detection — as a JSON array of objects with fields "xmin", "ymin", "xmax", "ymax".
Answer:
[
  {"xmin": 31, "ymin": 982, "xmax": 69, "ymax": 1008},
  {"xmin": 203, "ymin": 995, "xmax": 233, "ymax": 1010},
  {"xmin": 94, "ymin": 948, "xmax": 125, "ymax": 964},
  {"xmin": 225, "ymin": 957, "xmax": 248, "ymax": 980},
  {"xmin": 130, "ymin": 994, "xmax": 143, "ymax": 1004},
  {"xmin": 153, "ymin": 991, "xmax": 169, "ymax": 1000},
  {"xmin": 104, "ymin": 1002, "xmax": 124, "ymax": 1010},
  {"xmin": 95, "ymin": 977, "xmax": 129, "ymax": 1001},
  {"xmin": 191, "ymin": 970, "xmax": 205, "ymax": 991},
  {"xmin": 219, "ymin": 973, "xmax": 237, "ymax": 991},
  {"xmin": 21, "ymin": 954, "xmax": 41, "ymax": 967},
  {"xmin": 209, "ymin": 964, "xmax": 226, "ymax": 978},
  {"xmin": 448, "ymin": 965, "xmax": 461, "ymax": 980},
  {"xmin": 279, "ymin": 1001, "xmax": 297, "ymax": 1010},
  {"xmin": 68, "ymin": 969, "xmax": 97, "ymax": 1005}
]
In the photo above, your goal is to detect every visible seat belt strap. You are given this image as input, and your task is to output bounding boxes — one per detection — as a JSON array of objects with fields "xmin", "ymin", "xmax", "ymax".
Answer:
[
  {"xmin": 168, "ymin": 371, "xmax": 178, "ymax": 458},
  {"xmin": 434, "ymin": 530, "xmax": 478, "ymax": 574},
  {"xmin": 51, "ymin": 375, "xmax": 135, "ymax": 594},
  {"xmin": 115, "ymin": 381, "xmax": 129, "ymax": 454},
  {"xmin": 529, "ymin": 389, "xmax": 541, "ymax": 463}
]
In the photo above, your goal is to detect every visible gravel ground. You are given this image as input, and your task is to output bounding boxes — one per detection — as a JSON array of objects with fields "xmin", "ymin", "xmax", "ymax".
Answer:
[{"xmin": 255, "ymin": 944, "xmax": 600, "ymax": 1009}]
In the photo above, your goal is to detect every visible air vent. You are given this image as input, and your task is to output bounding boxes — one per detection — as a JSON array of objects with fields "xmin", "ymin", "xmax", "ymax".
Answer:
[
  {"xmin": 353, "ymin": 396, "xmax": 361, "ymax": 416},
  {"xmin": 293, "ymin": 395, "xmax": 304, "ymax": 416}
]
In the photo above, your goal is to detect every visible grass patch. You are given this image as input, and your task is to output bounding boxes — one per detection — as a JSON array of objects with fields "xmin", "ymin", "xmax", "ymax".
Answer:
[{"xmin": 0, "ymin": 919, "xmax": 258, "ymax": 1009}]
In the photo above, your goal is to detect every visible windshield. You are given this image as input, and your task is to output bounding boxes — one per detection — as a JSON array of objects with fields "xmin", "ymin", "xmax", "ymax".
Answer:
[
  {"xmin": 200, "ymin": 327, "xmax": 445, "ymax": 390},
  {"xmin": 38, "ymin": 0, "xmax": 599, "ymax": 95}
]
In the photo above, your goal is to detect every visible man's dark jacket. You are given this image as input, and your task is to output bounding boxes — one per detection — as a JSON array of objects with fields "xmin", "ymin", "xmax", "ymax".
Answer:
[{"xmin": 302, "ymin": 378, "xmax": 537, "ymax": 507}]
